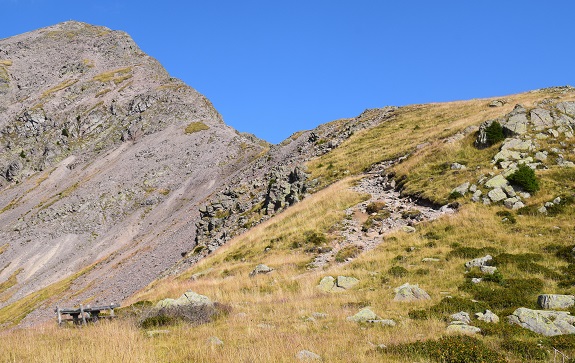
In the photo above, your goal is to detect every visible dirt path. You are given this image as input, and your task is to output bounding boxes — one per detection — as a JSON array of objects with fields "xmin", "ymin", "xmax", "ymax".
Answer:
[{"xmin": 310, "ymin": 173, "xmax": 455, "ymax": 268}]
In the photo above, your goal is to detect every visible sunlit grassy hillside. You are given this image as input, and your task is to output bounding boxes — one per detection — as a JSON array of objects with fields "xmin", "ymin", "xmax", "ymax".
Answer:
[{"xmin": 2, "ymin": 88, "xmax": 575, "ymax": 362}]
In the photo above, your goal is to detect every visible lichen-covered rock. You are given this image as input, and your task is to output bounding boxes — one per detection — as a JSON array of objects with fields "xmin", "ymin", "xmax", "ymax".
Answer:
[
  {"xmin": 393, "ymin": 283, "xmax": 430, "ymax": 302},
  {"xmin": 336, "ymin": 276, "xmax": 359, "ymax": 290},
  {"xmin": 480, "ymin": 266, "xmax": 497, "ymax": 275},
  {"xmin": 347, "ymin": 307, "xmax": 380, "ymax": 322},
  {"xmin": 465, "ymin": 255, "xmax": 492, "ymax": 269},
  {"xmin": 296, "ymin": 350, "xmax": 322, "ymax": 361},
  {"xmin": 508, "ymin": 308, "xmax": 575, "ymax": 336},
  {"xmin": 446, "ymin": 321, "xmax": 481, "ymax": 335},
  {"xmin": 156, "ymin": 290, "xmax": 213, "ymax": 309},
  {"xmin": 451, "ymin": 182, "xmax": 470, "ymax": 196},
  {"xmin": 538, "ymin": 294, "xmax": 575, "ymax": 310},
  {"xmin": 249, "ymin": 264, "xmax": 274, "ymax": 277},
  {"xmin": 450, "ymin": 311, "xmax": 471, "ymax": 324},
  {"xmin": 484, "ymin": 175, "xmax": 509, "ymax": 188},
  {"xmin": 476, "ymin": 310, "xmax": 499, "ymax": 323},
  {"xmin": 488, "ymin": 187, "xmax": 507, "ymax": 202}
]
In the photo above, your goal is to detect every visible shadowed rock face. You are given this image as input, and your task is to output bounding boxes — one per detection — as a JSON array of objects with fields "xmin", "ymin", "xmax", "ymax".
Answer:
[{"xmin": 0, "ymin": 21, "xmax": 267, "ymax": 323}]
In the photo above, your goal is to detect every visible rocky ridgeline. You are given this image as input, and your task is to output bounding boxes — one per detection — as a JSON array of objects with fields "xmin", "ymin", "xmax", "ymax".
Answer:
[
  {"xmin": 165, "ymin": 107, "xmax": 399, "ymax": 274},
  {"xmin": 193, "ymin": 165, "xmax": 308, "ymax": 254},
  {"xmin": 452, "ymin": 101, "xmax": 575, "ymax": 209}
]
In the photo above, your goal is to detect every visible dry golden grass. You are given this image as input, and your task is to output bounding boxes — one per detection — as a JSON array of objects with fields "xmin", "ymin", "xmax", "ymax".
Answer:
[
  {"xmin": 2, "ymin": 89, "xmax": 575, "ymax": 361},
  {"xmin": 92, "ymin": 67, "xmax": 133, "ymax": 84},
  {"xmin": 40, "ymin": 79, "xmax": 78, "ymax": 98}
]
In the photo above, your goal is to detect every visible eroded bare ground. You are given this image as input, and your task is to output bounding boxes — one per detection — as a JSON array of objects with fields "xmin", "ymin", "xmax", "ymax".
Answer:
[{"xmin": 310, "ymin": 170, "xmax": 456, "ymax": 268}]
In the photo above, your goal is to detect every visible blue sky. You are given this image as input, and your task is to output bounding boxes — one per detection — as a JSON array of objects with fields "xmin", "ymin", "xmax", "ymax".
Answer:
[{"xmin": 1, "ymin": 1, "xmax": 574, "ymax": 143}]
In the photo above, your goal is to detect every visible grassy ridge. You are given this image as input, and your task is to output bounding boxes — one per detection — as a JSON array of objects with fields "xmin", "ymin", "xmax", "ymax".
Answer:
[{"xmin": 2, "ymin": 89, "xmax": 575, "ymax": 361}]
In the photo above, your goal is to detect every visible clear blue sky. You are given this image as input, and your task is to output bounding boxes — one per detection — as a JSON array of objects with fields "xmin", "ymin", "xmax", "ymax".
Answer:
[{"xmin": 2, "ymin": 1, "xmax": 574, "ymax": 143}]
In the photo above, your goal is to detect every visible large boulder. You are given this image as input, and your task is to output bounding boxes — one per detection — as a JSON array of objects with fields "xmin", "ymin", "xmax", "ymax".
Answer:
[
  {"xmin": 156, "ymin": 290, "xmax": 213, "ymax": 309},
  {"xmin": 249, "ymin": 264, "xmax": 274, "ymax": 277},
  {"xmin": 393, "ymin": 283, "xmax": 430, "ymax": 302},
  {"xmin": 538, "ymin": 294, "xmax": 575, "ymax": 310},
  {"xmin": 503, "ymin": 105, "xmax": 529, "ymax": 135},
  {"xmin": 347, "ymin": 307, "xmax": 380, "ymax": 322},
  {"xmin": 317, "ymin": 275, "xmax": 358, "ymax": 292},
  {"xmin": 508, "ymin": 308, "xmax": 575, "ymax": 336}
]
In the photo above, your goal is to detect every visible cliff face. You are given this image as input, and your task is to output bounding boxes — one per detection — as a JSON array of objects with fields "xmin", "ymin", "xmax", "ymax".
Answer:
[{"xmin": 0, "ymin": 21, "xmax": 268, "ymax": 321}]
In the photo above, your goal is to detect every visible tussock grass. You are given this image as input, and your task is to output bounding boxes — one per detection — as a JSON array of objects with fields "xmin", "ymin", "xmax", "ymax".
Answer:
[
  {"xmin": 184, "ymin": 121, "xmax": 210, "ymax": 134},
  {"xmin": 40, "ymin": 79, "xmax": 78, "ymax": 98},
  {"xmin": 92, "ymin": 67, "xmax": 133, "ymax": 84}
]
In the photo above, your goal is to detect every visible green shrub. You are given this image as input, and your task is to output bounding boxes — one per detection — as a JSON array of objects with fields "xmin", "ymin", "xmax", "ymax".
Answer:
[
  {"xmin": 61, "ymin": 128, "xmax": 70, "ymax": 137},
  {"xmin": 544, "ymin": 334, "xmax": 575, "ymax": 350},
  {"xmin": 507, "ymin": 164, "xmax": 540, "ymax": 193},
  {"xmin": 447, "ymin": 246, "xmax": 498, "ymax": 259},
  {"xmin": 496, "ymin": 210, "xmax": 516, "ymax": 224},
  {"xmin": 500, "ymin": 339, "xmax": 548, "ymax": 361},
  {"xmin": 461, "ymin": 278, "xmax": 544, "ymax": 310},
  {"xmin": 384, "ymin": 335, "xmax": 506, "ymax": 363},
  {"xmin": 365, "ymin": 201, "xmax": 386, "ymax": 214},
  {"xmin": 485, "ymin": 121, "xmax": 506, "ymax": 145},
  {"xmin": 490, "ymin": 253, "xmax": 544, "ymax": 266},
  {"xmin": 388, "ymin": 266, "xmax": 408, "ymax": 277}
]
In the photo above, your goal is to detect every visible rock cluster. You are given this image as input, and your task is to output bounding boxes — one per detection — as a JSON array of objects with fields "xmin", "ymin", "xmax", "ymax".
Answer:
[
  {"xmin": 393, "ymin": 283, "xmax": 430, "ymax": 302},
  {"xmin": 453, "ymin": 101, "xmax": 575, "ymax": 209}
]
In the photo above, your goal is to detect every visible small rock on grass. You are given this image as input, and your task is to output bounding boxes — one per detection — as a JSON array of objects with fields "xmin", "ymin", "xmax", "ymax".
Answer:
[{"xmin": 296, "ymin": 350, "xmax": 322, "ymax": 361}]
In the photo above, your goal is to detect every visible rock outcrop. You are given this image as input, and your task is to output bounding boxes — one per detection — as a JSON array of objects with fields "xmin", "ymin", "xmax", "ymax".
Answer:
[{"xmin": 508, "ymin": 308, "xmax": 575, "ymax": 336}]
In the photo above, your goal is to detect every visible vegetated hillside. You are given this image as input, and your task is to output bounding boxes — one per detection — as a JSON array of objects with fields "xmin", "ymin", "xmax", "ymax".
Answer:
[
  {"xmin": 3, "ymin": 86, "xmax": 573, "ymax": 362},
  {"xmin": 0, "ymin": 22, "xmax": 396, "ymax": 327}
]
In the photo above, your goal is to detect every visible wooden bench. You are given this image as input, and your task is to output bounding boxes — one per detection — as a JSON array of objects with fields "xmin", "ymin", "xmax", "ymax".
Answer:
[{"xmin": 55, "ymin": 303, "xmax": 118, "ymax": 325}]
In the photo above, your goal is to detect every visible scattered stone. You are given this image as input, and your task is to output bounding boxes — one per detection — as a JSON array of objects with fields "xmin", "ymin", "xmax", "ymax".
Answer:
[
  {"xmin": 501, "ymin": 138, "xmax": 535, "ymax": 151},
  {"xmin": 317, "ymin": 275, "xmax": 358, "ymax": 292},
  {"xmin": 156, "ymin": 290, "xmax": 213, "ymax": 309},
  {"xmin": 484, "ymin": 174, "xmax": 509, "ymax": 188},
  {"xmin": 480, "ymin": 266, "xmax": 497, "ymax": 275},
  {"xmin": 451, "ymin": 163, "xmax": 467, "ymax": 170},
  {"xmin": 488, "ymin": 187, "xmax": 507, "ymax": 202},
  {"xmin": 312, "ymin": 312, "xmax": 328, "ymax": 319},
  {"xmin": 471, "ymin": 278, "xmax": 483, "ymax": 284},
  {"xmin": 451, "ymin": 182, "xmax": 470, "ymax": 196},
  {"xmin": 421, "ymin": 257, "xmax": 440, "ymax": 262},
  {"xmin": 207, "ymin": 336, "xmax": 224, "ymax": 346},
  {"xmin": 402, "ymin": 225, "xmax": 416, "ymax": 233},
  {"xmin": 535, "ymin": 151, "xmax": 548, "ymax": 162},
  {"xmin": 393, "ymin": 283, "xmax": 431, "ymax": 302},
  {"xmin": 489, "ymin": 99, "xmax": 506, "ymax": 107},
  {"xmin": 446, "ymin": 321, "xmax": 481, "ymax": 335},
  {"xmin": 475, "ymin": 310, "xmax": 499, "ymax": 323},
  {"xmin": 249, "ymin": 264, "xmax": 274, "ymax": 277},
  {"xmin": 502, "ymin": 185, "xmax": 516, "ymax": 197},
  {"xmin": 336, "ymin": 276, "xmax": 360, "ymax": 290},
  {"xmin": 347, "ymin": 307, "xmax": 380, "ymax": 322},
  {"xmin": 146, "ymin": 330, "xmax": 171, "ymax": 337},
  {"xmin": 538, "ymin": 294, "xmax": 575, "ymax": 310},
  {"xmin": 465, "ymin": 255, "xmax": 493, "ymax": 269},
  {"xmin": 538, "ymin": 206, "xmax": 548, "ymax": 214},
  {"xmin": 369, "ymin": 319, "xmax": 396, "ymax": 326},
  {"xmin": 504, "ymin": 197, "xmax": 522, "ymax": 209},
  {"xmin": 296, "ymin": 350, "xmax": 322, "ymax": 361},
  {"xmin": 450, "ymin": 311, "xmax": 471, "ymax": 324},
  {"xmin": 469, "ymin": 184, "xmax": 477, "ymax": 193},
  {"xmin": 508, "ymin": 308, "xmax": 575, "ymax": 336},
  {"xmin": 553, "ymin": 197, "xmax": 562, "ymax": 205}
]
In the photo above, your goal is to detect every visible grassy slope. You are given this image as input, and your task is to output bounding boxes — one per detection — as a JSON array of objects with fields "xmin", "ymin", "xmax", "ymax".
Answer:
[{"xmin": 2, "ymin": 88, "xmax": 575, "ymax": 362}]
